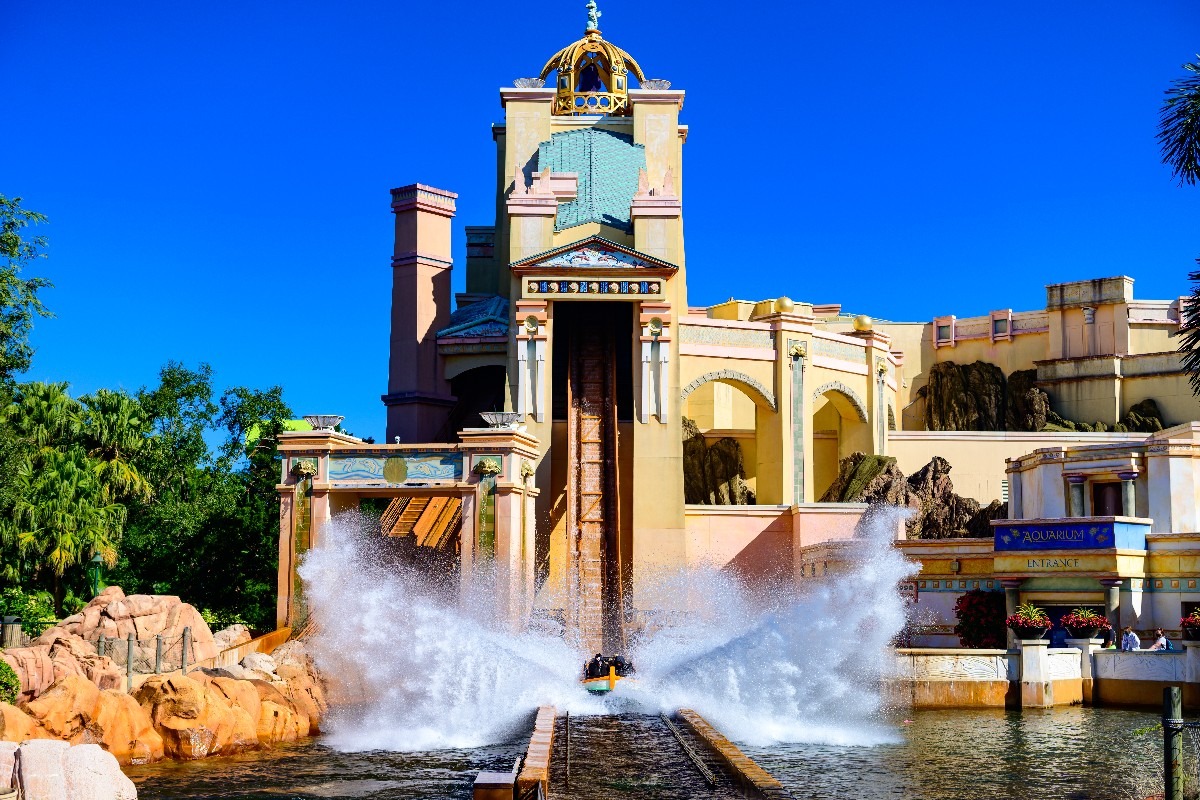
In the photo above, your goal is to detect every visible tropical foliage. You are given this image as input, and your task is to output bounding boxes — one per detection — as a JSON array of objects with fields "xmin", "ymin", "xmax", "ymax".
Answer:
[
  {"xmin": 1158, "ymin": 58, "xmax": 1200, "ymax": 396},
  {"xmin": 1060, "ymin": 607, "xmax": 1111, "ymax": 633},
  {"xmin": 0, "ymin": 197, "xmax": 291, "ymax": 627},
  {"xmin": 1006, "ymin": 601, "xmax": 1050, "ymax": 631}
]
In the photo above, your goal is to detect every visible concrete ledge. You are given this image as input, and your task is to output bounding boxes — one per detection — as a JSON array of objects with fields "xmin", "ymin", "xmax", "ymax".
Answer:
[
  {"xmin": 1096, "ymin": 679, "xmax": 1200, "ymax": 710},
  {"xmin": 516, "ymin": 706, "xmax": 555, "ymax": 797},
  {"xmin": 676, "ymin": 709, "xmax": 790, "ymax": 799},
  {"xmin": 883, "ymin": 678, "xmax": 1015, "ymax": 709}
]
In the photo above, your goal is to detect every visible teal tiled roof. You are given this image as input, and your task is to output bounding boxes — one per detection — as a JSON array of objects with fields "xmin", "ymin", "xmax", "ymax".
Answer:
[
  {"xmin": 436, "ymin": 295, "xmax": 509, "ymax": 339},
  {"xmin": 537, "ymin": 128, "xmax": 645, "ymax": 233}
]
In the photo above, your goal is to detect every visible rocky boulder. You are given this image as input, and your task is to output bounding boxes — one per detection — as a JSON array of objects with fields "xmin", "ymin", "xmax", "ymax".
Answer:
[
  {"xmin": 38, "ymin": 587, "xmax": 218, "ymax": 666},
  {"xmin": 682, "ymin": 417, "xmax": 755, "ymax": 506},
  {"xmin": 11, "ymin": 739, "xmax": 136, "ymax": 800},
  {"xmin": 133, "ymin": 675, "xmax": 257, "ymax": 760},
  {"xmin": 1005, "ymin": 369, "xmax": 1049, "ymax": 432},
  {"xmin": 822, "ymin": 452, "xmax": 1006, "ymax": 539},
  {"xmin": 1, "ymin": 637, "xmax": 122, "ymax": 705},
  {"xmin": 19, "ymin": 675, "xmax": 164, "ymax": 765},
  {"xmin": 1119, "ymin": 398, "xmax": 1165, "ymax": 433},
  {"xmin": 212, "ymin": 624, "xmax": 252, "ymax": 652},
  {"xmin": 922, "ymin": 361, "xmax": 1007, "ymax": 431}
]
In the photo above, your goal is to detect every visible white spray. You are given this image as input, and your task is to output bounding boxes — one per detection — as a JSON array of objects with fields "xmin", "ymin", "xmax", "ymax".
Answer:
[{"xmin": 300, "ymin": 506, "xmax": 913, "ymax": 751}]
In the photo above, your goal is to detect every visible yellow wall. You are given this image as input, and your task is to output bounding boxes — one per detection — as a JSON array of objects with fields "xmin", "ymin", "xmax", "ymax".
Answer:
[{"xmin": 889, "ymin": 431, "xmax": 1147, "ymax": 504}]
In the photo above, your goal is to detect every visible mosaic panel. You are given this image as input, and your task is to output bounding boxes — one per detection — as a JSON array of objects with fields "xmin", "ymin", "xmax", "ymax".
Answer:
[
  {"xmin": 679, "ymin": 325, "xmax": 773, "ymax": 349},
  {"xmin": 540, "ymin": 246, "xmax": 649, "ymax": 268},
  {"xmin": 790, "ymin": 339, "xmax": 804, "ymax": 503},
  {"xmin": 328, "ymin": 453, "xmax": 463, "ymax": 482},
  {"xmin": 525, "ymin": 279, "xmax": 661, "ymax": 295}
]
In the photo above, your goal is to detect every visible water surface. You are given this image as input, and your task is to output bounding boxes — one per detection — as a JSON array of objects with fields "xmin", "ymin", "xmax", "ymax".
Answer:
[{"xmin": 129, "ymin": 707, "xmax": 1170, "ymax": 800}]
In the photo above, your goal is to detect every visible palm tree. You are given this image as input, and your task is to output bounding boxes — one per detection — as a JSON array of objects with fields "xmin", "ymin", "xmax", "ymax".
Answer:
[
  {"xmin": 10, "ymin": 446, "xmax": 125, "ymax": 613},
  {"xmin": 80, "ymin": 388, "xmax": 152, "ymax": 504},
  {"xmin": 3, "ymin": 381, "xmax": 79, "ymax": 453},
  {"xmin": 1159, "ymin": 57, "xmax": 1200, "ymax": 395}
]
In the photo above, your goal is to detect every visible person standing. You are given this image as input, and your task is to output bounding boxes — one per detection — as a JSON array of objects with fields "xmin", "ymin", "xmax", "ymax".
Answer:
[{"xmin": 1121, "ymin": 625, "xmax": 1141, "ymax": 651}]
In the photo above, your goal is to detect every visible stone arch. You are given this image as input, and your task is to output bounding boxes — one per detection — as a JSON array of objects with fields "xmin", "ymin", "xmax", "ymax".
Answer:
[
  {"xmin": 812, "ymin": 381, "xmax": 868, "ymax": 422},
  {"xmin": 681, "ymin": 369, "xmax": 776, "ymax": 412}
]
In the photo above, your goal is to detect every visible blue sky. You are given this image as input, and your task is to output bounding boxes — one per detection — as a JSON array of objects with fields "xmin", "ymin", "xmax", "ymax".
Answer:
[{"xmin": 4, "ymin": 1, "xmax": 1198, "ymax": 441}]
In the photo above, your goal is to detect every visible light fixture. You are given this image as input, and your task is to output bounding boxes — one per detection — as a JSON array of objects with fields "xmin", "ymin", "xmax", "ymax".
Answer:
[
  {"xmin": 950, "ymin": 559, "xmax": 961, "ymax": 573},
  {"xmin": 88, "ymin": 554, "xmax": 105, "ymax": 600}
]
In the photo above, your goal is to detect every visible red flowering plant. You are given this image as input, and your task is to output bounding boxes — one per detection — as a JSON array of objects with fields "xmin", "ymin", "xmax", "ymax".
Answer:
[
  {"xmin": 953, "ymin": 589, "xmax": 1007, "ymax": 648},
  {"xmin": 1181, "ymin": 609, "xmax": 1200, "ymax": 639},
  {"xmin": 1060, "ymin": 608, "xmax": 1112, "ymax": 637},
  {"xmin": 1006, "ymin": 602, "xmax": 1051, "ymax": 638}
]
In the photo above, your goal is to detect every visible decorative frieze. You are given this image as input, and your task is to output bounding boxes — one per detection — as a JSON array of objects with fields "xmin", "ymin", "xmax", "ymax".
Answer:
[
  {"xmin": 678, "ymin": 325, "xmax": 773, "ymax": 349},
  {"xmin": 525, "ymin": 278, "xmax": 662, "ymax": 296},
  {"xmin": 812, "ymin": 337, "xmax": 867, "ymax": 363}
]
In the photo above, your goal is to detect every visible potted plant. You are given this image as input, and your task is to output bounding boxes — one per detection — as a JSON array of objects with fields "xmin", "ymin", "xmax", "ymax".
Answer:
[
  {"xmin": 1180, "ymin": 610, "xmax": 1200, "ymax": 641},
  {"xmin": 1006, "ymin": 601, "xmax": 1051, "ymax": 640},
  {"xmin": 1060, "ymin": 607, "xmax": 1112, "ymax": 639}
]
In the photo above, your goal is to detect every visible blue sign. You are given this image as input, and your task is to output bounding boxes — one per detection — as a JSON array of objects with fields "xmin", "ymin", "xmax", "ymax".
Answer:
[{"xmin": 993, "ymin": 519, "xmax": 1149, "ymax": 551}]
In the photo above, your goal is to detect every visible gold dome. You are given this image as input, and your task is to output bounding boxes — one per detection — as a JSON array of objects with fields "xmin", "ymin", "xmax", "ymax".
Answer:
[
  {"xmin": 774, "ymin": 296, "xmax": 795, "ymax": 313},
  {"xmin": 538, "ymin": 2, "xmax": 645, "ymax": 116},
  {"xmin": 852, "ymin": 314, "xmax": 874, "ymax": 332}
]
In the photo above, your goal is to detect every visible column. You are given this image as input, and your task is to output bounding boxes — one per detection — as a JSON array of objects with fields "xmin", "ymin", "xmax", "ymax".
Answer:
[
  {"xmin": 459, "ymin": 492, "xmax": 476, "ymax": 604},
  {"xmin": 1007, "ymin": 462, "xmax": 1023, "ymax": 519},
  {"xmin": 1019, "ymin": 639, "xmax": 1052, "ymax": 708},
  {"xmin": 1118, "ymin": 471, "xmax": 1137, "ymax": 517},
  {"xmin": 1002, "ymin": 579, "xmax": 1023, "ymax": 649},
  {"xmin": 1065, "ymin": 637, "xmax": 1102, "ymax": 705},
  {"xmin": 876, "ymin": 358, "xmax": 888, "ymax": 457},
  {"xmin": 1067, "ymin": 474, "xmax": 1087, "ymax": 517},
  {"xmin": 1100, "ymin": 578, "xmax": 1123, "ymax": 631}
]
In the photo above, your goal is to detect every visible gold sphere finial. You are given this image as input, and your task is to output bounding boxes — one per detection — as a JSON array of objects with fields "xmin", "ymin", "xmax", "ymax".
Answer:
[
  {"xmin": 852, "ymin": 314, "xmax": 874, "ymax": 332},
  {"xmin": 774, "ymin": 296, "xmax": 795, "ymax": 314}
]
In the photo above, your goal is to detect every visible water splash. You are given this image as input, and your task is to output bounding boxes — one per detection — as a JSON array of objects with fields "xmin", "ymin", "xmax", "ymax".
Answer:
[
  {"xmin": 298, "ymin": 513, "xmax": 604, "ymax": 752},
  {"xmin": 628, "ymin": 506, "xmax": 915, "ymax": 746},
  {"xmin": 301, "ymin": 506, "xmax": 913, "ymax": 751}
]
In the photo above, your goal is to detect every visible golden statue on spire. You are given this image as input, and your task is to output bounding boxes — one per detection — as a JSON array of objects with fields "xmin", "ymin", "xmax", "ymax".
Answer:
[{"xmin": 538, "ymin": 1, "xmax": 644, "ymax": 116}]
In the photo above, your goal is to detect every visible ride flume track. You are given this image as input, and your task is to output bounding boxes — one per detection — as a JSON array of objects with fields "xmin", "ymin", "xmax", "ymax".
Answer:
[
  {"xmin": 660, "ymin": 713, "xmax": 718, "ymax": 787},
  {"xmin": 548, "ymin": 713, "xmax": 769, "ymax": 800}
]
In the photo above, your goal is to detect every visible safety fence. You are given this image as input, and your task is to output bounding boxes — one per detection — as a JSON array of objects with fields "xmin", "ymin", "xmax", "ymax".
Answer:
[{"xmin": 96, "ymin": 628, "xmax": 200, "ymax": 679}]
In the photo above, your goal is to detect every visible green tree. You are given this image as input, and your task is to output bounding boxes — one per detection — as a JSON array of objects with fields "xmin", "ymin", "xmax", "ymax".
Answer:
[
  {"xmin": 80, "ymin": 388, "xmax": 152, "ymax": 504},
  {"xmin": 11, "ymin": 446, "xmax": 125, "ymax": 613},
  {"xmin": 0, "ymin": 196, "xmax": 52, "ymax": 385},
  {"xmin": 113, "ymin": 366, "xmax": 291, "ymax": 629},
  {"xmin": 1159, "ymin": 57, "xmax": 1200, "ymax": 395}
]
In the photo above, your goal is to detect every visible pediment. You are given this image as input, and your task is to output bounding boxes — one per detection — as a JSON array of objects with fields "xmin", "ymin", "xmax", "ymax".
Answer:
[{"xmin": 510, "ymin": 237, "xmax": 677, "ymax": 274}]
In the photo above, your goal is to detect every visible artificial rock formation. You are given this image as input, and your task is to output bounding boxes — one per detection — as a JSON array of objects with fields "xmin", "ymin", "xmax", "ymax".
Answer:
[
  {"xmin": 0, "ymin": 639, "xmax": 325, "ymax": 767},
  {"xmin": 37, "ymin": 587, "xmax": 219, "ymax": 667},
  {"xmin": 212, "ymin": 624, "xmax": 252, "ymax": 652},
  {"xmin": 922, "ymin": 362, "xmax": 1168, "ymax": 433},
  {"xmin": 1004, "ymin": 369, "xmax": 1049, "ymax": 433},
  {"xmin": 1, "ymin": 636, "xmax": 122, "ymax": 705},
  {"xmin": 922, "ymin": 361, "xmax": 1007, "ymax": 431},
  {"xmin": 820, "ymin": 452, "xmax": 1005, "ymax": 539},
  {"xmin": 682, "ymin": 417, "xmax": 755, "ymax": 505},
  {"xmin": 3, "ymin": 740, "xmax": 136, "ymax": 800}
]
